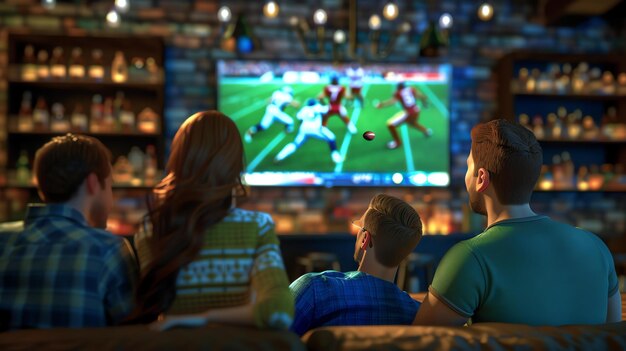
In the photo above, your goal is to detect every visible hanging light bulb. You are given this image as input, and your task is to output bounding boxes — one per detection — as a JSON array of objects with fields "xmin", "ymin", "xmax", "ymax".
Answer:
[
  {"xmin": 478, "ymin": 3, "xmax": 494, "ymax": 21},
  {"xmin": 439, "ymin": 13, "xmax": 453, "ymax": 29},
  {"xmin": 399, "ymin": 21, "xmax": 411, "ymax": 33},
  {"xmin": 288, "ymin": 16, "xmax": 299, "ymax": 26},
  {"xmin": 333, "ymin": 30, "xmax": 346, "ymax": 44},
  {"xmin": 263, "ymin": 1, "xmax": 279, "ymax": 18},
  {"xmin": 382, "ymin": 2, "xmax": 398, "ymax": 21},
  {"xmin": 313, "ymin": 9, "xmax": 327, "ymax": 25},
  {"xmin": 106, "ymin": 9, "xmax": 120, "ymax": 27},
  {"xmin": 369, "ymin": 14, "xmax": 381, "ymax": 30},
  {"xmin": 218, "ymin": 6, "xmax": 232, "ymax": 23},
  {"xmin": 115, "ymin": 0, "xmax": 129, "ymax": 12},
  {"xmin": 42, "ymin": 0, "xmax": 55, "ymax": 9}
]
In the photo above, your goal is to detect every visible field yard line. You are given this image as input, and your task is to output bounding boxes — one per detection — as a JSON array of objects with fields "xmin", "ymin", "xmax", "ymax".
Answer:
[
  {"xmin": 246, "ymin": 133, "xmax": 287, "ymax": 173},
  {"xmin": 400, "ymin": 125, "xmax": 415, "ymax": 172},
  {"xmin": 229, "ymin": 86, "xmax": 310, "ymax": 121},
  {"xmin": 417, "ymin": 83, "xmax": 448, "ymax": 118},
  {"xmin": 334, "ymin": 85, "xmax": 370, "ymax": 173}
]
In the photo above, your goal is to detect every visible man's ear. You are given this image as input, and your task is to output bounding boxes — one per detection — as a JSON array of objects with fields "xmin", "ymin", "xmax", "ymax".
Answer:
[
  {"xmin": 85, "ymin": 173, "xmax": 100, "ymax": 195},
  {"xmin": 476, "ymin": 168, "xmax": 490, "ymax": 192},
  {"xmin": 360, "ymin": 231, "xmax": 371, "ymax": 250}
]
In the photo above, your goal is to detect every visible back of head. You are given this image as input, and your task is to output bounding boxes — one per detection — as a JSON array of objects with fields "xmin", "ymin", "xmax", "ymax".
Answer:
[
  {"xmin": 471, "ymin": 119, "xmax": 543, "ymax": 204},
  {"xmin": 34, "ymin": 133, "xmax": 111, "ymax": 203},
  {"xmin": 364, "ymin": 194, "xmax": 422, "ymax": 267},
  {"xmin": 131, "ymin": 110, "xmax": 246, "ymax": 323},
  {"xmin": 397, "ymin": 81, "xmax": 405, "ymax": 90},
  {"xmin": 330, "ymin": 75, "xmax": 339, "ymax": 85}
]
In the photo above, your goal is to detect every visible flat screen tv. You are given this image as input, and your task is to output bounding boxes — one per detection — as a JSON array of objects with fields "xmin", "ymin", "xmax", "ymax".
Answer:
[{"xmin": 217, "ymin": 60, "xmax": 451, "ymax": 187}]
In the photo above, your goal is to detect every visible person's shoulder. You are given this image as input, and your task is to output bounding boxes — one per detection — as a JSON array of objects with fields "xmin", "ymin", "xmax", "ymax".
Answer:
[
  {"xmin": 224, "ymin": 208, "xmax": 274, "ymax": 226},
  {"xmin": 81, "ymin": 227, "xmax": 127, "ymax": 248}
]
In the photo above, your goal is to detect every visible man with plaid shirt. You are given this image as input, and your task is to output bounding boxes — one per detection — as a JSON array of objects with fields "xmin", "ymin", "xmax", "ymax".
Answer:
[
  {"xmin": 289, "ymin": 194, "xmax": 423, "ymax": 336},
  {"xmin": 0, "ymin": 134, "xmax": 137, "ymax": 329}
]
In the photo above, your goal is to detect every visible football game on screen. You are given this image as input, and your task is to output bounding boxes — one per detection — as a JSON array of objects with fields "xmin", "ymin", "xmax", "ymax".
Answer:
[{"xmin": 217, "ymin": 60, "xmax": 451, "ymax": 187}]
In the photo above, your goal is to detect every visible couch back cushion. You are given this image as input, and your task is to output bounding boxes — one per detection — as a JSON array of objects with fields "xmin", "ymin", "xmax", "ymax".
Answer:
[{"xmin": 303, "ymin": 322, "xmax": 626, "ymax": 351}]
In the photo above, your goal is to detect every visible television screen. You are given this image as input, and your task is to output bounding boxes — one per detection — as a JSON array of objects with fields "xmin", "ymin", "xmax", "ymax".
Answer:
[{"xmin": 217, "ymin": 60, "xmax": 451, "ymax": 187}]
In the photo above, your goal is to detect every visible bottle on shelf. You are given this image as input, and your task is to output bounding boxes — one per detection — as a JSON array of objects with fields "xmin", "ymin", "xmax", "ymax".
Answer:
[
  {"xmin": 70, "ymin": 103, "xmax": 88, "ymax": 132},
  {"xmin": 50, "ymin": 103, "xmax": 70, "ymax": 132},
  {"xmin": 102, "ymin": 97, "xmax": 116, "ymax": 132},
  {"xmin": 547, "ymin": 113, "xmax": 562, "ymax": 139},
  {"xmin": 49, "ymin": 46, "xmax": 67, "ymax": 79},
  {"xmin": 538, "ymin": 165, "xmax": 554, "ymax": 190},
  {"xmin": 144, "ymin": 145, "xmax": 158, "ymax": 186},
  {"xmin": 518, "ymin": 113, "xmax": 532, "ymax": 131},
  {"xmin": 576, "ymin": 166, "xmax": 589, "ymax": 191},
  {"xmin": 560, "ymin": 151, "xmax": 575, "ymax": 189},
  {"xmin": 601, "ymin": 71, "xmax": 615, "ymax": 95},
  {"xmin": 15, "ymin": 150, "xmax": 31, "ymax": 185},
  {"xmin": 36, "ymin": 49, "xmax": 50, "ymax": 80},
  {"xmin": 127, "ymin": 146, "xmax": 145, "ymax": 181},
  {"xmin": 32, "ymin": 96, "xmax": 49, "ymax": 131},
  {"xmin": 552, "ymin": 154, "xmax": 564, "ymax": 189},
  {"xmin": 89, "ymin": 94, "xmax": 104, "ymax": 133},
  {"xmin": 111, "ymin": 51, "xmax": 128, "ymax": 83},
  {"xmin": 113, "ymin": 91, "xmax": 124, "ymax": 120},
  {"xmin": 588, "ymin": 165, "xmax": 604, "ymax": 190},
  {"xmin": 88, "ymin": 49, "xmax": 105, "ymax": 81},
  {"xmin": 68, "ymin": 47, "xmax": 85, "ymax": 79},
  {"xmin": 581, "ymin": 115, "xmax": 599, "ymax": 140},
  {"xmin": 617, "ymin": 73, "xmax": 626, "ymax": 95},
  {"xmin": 119, "ymin": 100, "xmax": 135, "ymax": 133},
  {"xmin": 137, "ymin": 107, "xmax": 159, "ymax": 134},
  {"xmin": 18, "ymin": 91, "xmax": 33, "ymax": 132},
  {"xmin": 146, "ymin": 57, "xmax": 159, "ymax": 83},
  {"xmin": 21, "ymin": 45, "xmax": 38, "ymax": 81},
  {"xmin": 130, "ymin": 57, "xmax": 146, "ymax": 80},
  {"xmin": 532, "ymin": 115, "xmax": 544, "ymax": 140},
  {"xmin": 112, "ymin": 156, "xmax": 133, "ymax": 184}
]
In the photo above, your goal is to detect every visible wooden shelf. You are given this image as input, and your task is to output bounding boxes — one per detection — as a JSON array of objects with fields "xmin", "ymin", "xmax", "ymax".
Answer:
[
  {"xmin": 8, "ymin": 77, "xmax": 164, "ymax": 91},
  {"xmin": 7, "ymin": 129, "xmax": 162, "ymax": 138},
  {"xmin": 512, "ymin": 90, "xmax": 626, "ymax": 101},
  {"xmin": 1, "ymin": 182, "xmax": 157, "ymax": 190},
  {"xmin": 536, "ymin": 138, "xmax": 626, "ymax": 145},
  {"xmin": 534, "ymin": 188, "xmax": 626, "ymax": 193}
]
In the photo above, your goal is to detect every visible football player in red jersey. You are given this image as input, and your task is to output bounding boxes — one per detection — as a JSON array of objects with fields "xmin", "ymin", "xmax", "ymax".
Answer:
[
  {"xmin": 318, "ymin": 76, "xmax": 357, "ymax": 134},
  {"xmin": 376, "ymin": 81, "xmax": 432, "ymax": 150}
]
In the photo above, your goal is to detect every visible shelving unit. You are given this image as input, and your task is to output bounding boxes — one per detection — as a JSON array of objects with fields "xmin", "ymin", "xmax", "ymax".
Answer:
[
  {"xmin": 0, "ymin": 32, "xmax": 166, "ymax": 233},
  {"xmin": 497, "ymin": 51, "xmax": 626, "ymax": 194}
]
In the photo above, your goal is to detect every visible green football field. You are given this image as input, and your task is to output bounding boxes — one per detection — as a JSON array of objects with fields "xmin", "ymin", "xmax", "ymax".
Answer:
[{"xmin": 219, "ymin": 79, "xmax": 449, "ymax": 174}]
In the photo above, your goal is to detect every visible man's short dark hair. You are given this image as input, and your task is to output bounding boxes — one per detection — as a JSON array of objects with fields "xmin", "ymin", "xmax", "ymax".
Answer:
[
  {"xmin": 364, "ymin": 194, "xmax": 423, "ymax": 267},
  {"xmin": 470, "ymin": 119, "xmax": 543, "ymax": 204},
  {"xmin": 34, "ymin": 133, "xmax": 112, "ymax": 203}
]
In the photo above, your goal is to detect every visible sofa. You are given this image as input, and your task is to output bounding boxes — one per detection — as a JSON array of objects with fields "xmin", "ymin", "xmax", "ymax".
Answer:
[{"xmin": 1, "ymin": 294, "xmax": 625, "ymax": 350}]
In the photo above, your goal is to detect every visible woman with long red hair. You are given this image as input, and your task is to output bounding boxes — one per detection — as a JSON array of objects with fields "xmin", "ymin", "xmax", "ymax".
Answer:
[{"xmin": 130, "ymin": 111, "xmax": 293, "ymax": 330}]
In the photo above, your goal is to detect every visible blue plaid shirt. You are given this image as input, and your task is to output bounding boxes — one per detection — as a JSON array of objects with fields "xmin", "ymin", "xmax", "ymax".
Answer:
[
  {"xmin": 289, "ymin": 270, "xmax": 420, "ymax": 336},
  {"xmin": 0, "ymin": 204, "xmax": 137, "ymax": 329}
]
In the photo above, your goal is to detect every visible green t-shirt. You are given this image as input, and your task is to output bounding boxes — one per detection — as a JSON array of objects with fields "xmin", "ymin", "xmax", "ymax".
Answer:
[{"xmin": 430, "ymin": 215, "xmax": 619, "ymax": 325}]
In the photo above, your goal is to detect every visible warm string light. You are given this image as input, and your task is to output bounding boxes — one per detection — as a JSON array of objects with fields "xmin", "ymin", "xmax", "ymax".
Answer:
[
  {"xmin": 382, "ymin": 2, "xmax": 398, "ymax": 20},
  {"xmin": 439, "ymin": 13, "xmax": 453, "ymax": 29},
  {"xmin": 313, "ymin": 9, "xmax": 327, "ymax": 25},
  {"xmin": 478, "ymin": 3, "xmax": 494, "ymax": 21},
  {"xmin": 333, "ymin": 30, "xmax": 346, "ymax": 44},
  {"xmin": 218, "ymin": 6, "xmax": 232, "ymax": 23},
  {"xmin": 42, "ymin": 0, "xmax": 55, "ymax": 9},
  {"xmin": 115, "ymin": 0, "xmax": 129, "ymax": 12},
  {"xmin": 263, "ymin": 1, "xmax": 279, "ymax": 18},
  {"xmin": 106, "ymin": 9, "xmax": 120, "ymax": 27},
  {"xmin": 368, "ymin": 14, "xmax": 381, "ymax": 30}
]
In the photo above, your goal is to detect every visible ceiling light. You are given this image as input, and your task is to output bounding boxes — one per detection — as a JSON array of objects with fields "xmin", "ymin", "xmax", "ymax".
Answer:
[
  {"xmin": 106, "ymin": 9, "xmax": 120, "ymax": 27},
  {"xmin": 42, "ymin": 0, "xmax": 55, "ymax": 9},
  {"xmin": 333, "ymin": 30, "xmax": 346, "ymax": 44},
  {"xmin": 115, "ymin": 0, "xmax": 129, "ymax": 12}
]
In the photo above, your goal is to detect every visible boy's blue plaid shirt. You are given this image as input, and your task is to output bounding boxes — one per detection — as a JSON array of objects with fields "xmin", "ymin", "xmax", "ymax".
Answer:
[
  {"xmin": 0, "ymin": 204, "xmax": 137, "ymax": 329},
  {"xmin": 289, "ymin": 270, "xmax": 420, "ymax": 336}
]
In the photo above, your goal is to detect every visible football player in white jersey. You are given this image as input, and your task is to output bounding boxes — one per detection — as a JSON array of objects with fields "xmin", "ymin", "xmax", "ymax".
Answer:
[
  {"xmin": 274, "ymin": 98, "xmax": 343, "ymax": 164},
  {"xmin": 245, "ymin": 86, "xmax": 300, "ymax": 143},
  {"xmin": 376, "ymin": 81, "xmax": 432, "ymax": 150},
  {"xmin": 346, "ymin": 65, "xmax": 365, "ymax": 107}
]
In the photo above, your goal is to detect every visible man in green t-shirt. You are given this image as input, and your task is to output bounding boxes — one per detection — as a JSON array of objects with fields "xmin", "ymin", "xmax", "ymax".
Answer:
[{"xmin": 413, "ymin": 119, "xmax": 621, "ymax": 326}]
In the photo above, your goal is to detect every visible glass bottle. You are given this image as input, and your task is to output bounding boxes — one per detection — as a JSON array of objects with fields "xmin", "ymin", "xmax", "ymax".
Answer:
[
  {"xmin": 146, "ymin": 57, "xmax": 159, "ymax": 83},
  {"xmin": 144, "ymin": 144, "xmax": 157, "ymax": 185},
  {"xmin": 15, "ymin": 150, "xmax": 31, "ymax": 185},
  {"xmin": 88, "ymin": 49, "xmax": 105, "ymax": 81},
  {"xmin": 137, "ymin": 107, "xmax": 159, "ymax": 134},
  {"xmin": 36, "ymin": 49, "xmax": 50, "ymax": 80},
  {"xmin": 560, "ymin": 151, "xmax": 575, "ymax": 189},
  {"xmin": 111, "ymin": 51, "xmax": 128, "ymax": 83},
  {"xmin": 21, "ymin": 45, "xmax": 38, "ymax": 81},
  {"xmin": 49, "ymin": 47, "xmax": 67, "ymax": 79},
  {"xmin": 119, "ymin": 100, "xmax": 135, "ymax": 133},
  {"xmin": 70, "ymin": 103, "xmax": 88, "ymax": 132},
  {"xmin": 102, "ymin": 97, "xmax": 116, "ymax": 132},
  {"xmin": 18, "ymin": 91, "xmax": 33, "ymax": 132},
  {"xmin": 68, "ymin": 47, "xmax": 85, "ymax": 79},
  {"xmin": 90, "ymin": 94, "xmax": 103, "ymax": 133},
  {"xmin": 50, "ymin": 103, "xmax": 70, "ymax": 132},
  {"xmin": 32, "ymin": 96, "xmax": 49, "ymax": 131}
]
